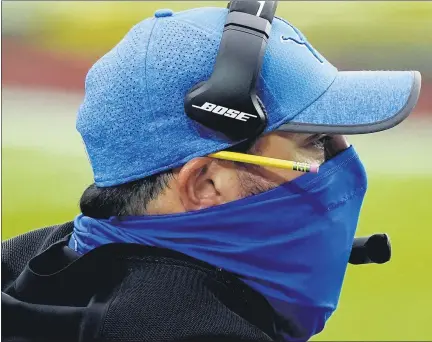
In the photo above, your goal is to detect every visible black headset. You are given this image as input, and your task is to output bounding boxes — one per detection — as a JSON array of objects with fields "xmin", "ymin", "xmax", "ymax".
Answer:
[
  {"xmin": 184, "ymin": 0, "xmax": 391, "ymax": 266},
  {"xmin": 184, "ymin": 0, "xmax": 277, "ymax": 141}
]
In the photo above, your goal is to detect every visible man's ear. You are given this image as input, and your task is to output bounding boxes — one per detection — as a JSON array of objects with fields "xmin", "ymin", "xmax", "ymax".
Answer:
[
  {"xmin": 176, "ymin": 157, "xmax": 240, "ymax": 211},
  {"xmin": 176, "ymin": 158, "xmax": 222, "ymax": 211}
]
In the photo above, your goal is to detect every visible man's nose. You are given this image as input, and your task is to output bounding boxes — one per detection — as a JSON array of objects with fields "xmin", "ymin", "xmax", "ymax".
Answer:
[{"xmin": 324, "ymin": 135, "xmax": 350, "ymax": 160}]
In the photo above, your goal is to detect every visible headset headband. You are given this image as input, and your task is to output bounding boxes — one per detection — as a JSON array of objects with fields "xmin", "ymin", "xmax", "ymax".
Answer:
[{"xmin": 184, "ymin": 1, "xmax": 278, "ymax": 141}]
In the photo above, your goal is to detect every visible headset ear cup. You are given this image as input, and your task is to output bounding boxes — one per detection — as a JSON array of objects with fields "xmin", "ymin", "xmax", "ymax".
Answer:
[{"xmin": 187, "ymin": 81, "xmax": 206, "ymax": 96}]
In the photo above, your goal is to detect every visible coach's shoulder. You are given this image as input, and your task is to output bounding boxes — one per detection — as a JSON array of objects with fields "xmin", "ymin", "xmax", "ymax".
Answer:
[
  {"xmin": 95, "ymin": 251, "xmax": 275, "ymax": 342},
  {"xmin": 1, "ymin": 221, "xmax": 74, "ymax": 289}
]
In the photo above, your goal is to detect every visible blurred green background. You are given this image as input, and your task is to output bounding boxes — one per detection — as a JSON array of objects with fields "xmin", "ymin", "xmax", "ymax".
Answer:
[{"xmin": 2, "ymin": 2, "xmax": 432, "ymax": 341}]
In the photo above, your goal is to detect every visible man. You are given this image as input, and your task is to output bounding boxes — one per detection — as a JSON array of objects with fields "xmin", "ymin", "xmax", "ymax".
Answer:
[{"xmin": 2, "ymin": 2, "xmax": 421, "ymax": 342}]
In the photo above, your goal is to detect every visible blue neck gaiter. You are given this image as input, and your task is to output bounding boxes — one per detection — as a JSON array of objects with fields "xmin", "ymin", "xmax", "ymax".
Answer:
[{"xmin": 69, "ymin": 146, "xmax": 367, "ymax": 341}]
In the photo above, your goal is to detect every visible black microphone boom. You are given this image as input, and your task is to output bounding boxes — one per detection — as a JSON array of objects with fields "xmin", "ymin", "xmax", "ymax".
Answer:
[{"xmin": 349, "ymin": 234, "xmax": 391, "ymax": 265}]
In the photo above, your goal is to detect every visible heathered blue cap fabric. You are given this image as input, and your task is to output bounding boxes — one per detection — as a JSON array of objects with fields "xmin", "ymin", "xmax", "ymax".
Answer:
[{"xmin": 77, "ymin": 7, "xmax": 421, "ymax": 187}]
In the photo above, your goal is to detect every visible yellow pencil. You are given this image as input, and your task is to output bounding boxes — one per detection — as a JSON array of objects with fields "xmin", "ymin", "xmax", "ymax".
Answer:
[{"xmin": 209, "ymin": 151, "xmax": 319, "ymax": 173}]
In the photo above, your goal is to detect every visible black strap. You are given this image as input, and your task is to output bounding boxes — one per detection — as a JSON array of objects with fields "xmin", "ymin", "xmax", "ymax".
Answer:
[
  {"xmin": 2, "ymin": 291, "xmax": 84, "ymax": 341},
  {"xmin": 228, "ymin": 1, "xmax": 278, "ymax": 23}
]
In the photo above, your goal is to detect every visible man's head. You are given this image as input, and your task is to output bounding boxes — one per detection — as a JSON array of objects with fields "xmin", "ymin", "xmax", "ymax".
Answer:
[
  {"xmin": 72, "ymin": 4, "xmax": 421, "ymax": 338},
  {"xmin": 77, "ymin": 5, "xmax": 420, "ymax": 217}
]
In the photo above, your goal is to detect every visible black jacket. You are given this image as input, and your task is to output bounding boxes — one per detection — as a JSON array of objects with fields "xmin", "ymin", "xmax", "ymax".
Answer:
[{"xmin": 1, "ymin": 222, "xmax": 301, "ymax": 342}]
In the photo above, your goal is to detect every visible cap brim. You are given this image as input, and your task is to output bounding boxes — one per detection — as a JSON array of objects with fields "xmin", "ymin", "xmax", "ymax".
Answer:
[{"xmin": 278, "ymin": 70, "xmax": 421, "ymax": 134}]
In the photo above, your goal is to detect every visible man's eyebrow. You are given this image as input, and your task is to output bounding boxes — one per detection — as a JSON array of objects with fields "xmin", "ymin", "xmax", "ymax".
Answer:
[
  {"xmin": 275, "ymin": 131, "xmax": 314, "ymax": 142},
  {"xmin": 304, "ymin": 134, "xmax": 327, "ymax": 143}
]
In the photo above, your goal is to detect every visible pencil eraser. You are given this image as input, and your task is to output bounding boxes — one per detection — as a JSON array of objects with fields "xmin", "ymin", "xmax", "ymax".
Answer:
[{"xmin": 310, "ymin": 164, "xmax": 319, "ymax": 173}]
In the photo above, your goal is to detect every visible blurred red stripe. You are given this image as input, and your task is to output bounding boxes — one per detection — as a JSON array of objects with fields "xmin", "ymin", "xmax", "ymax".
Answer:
[{"xmin": 2, "ymin": 38, "xmax": 91, "ymax": 93}]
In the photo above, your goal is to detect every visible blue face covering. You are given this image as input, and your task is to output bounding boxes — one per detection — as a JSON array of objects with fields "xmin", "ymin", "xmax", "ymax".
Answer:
[{"xmin": 70, "ymin": 146, "xmax": 367, "ymax": 341}]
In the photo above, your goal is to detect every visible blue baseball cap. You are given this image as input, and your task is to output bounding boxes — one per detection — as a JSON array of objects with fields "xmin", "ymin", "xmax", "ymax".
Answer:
[{"xmin": 77, "ymin": 7, "xmax": 421, "ymax": 187}]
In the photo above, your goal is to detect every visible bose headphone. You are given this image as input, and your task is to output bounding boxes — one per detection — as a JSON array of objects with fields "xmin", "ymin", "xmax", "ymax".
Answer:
[
  {"xmin": 184, "ymin": 0, "xmax": 391, "ymax": 266},
  {"xmin": 184, "ymin": 0, "xmax": 277, "ymax": 141}
]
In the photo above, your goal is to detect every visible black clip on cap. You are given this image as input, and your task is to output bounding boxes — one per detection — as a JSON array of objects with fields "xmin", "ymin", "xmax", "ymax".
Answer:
[{"xmin": 184, "ymin": 11, "xmax": 272, "ymax": 141}]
